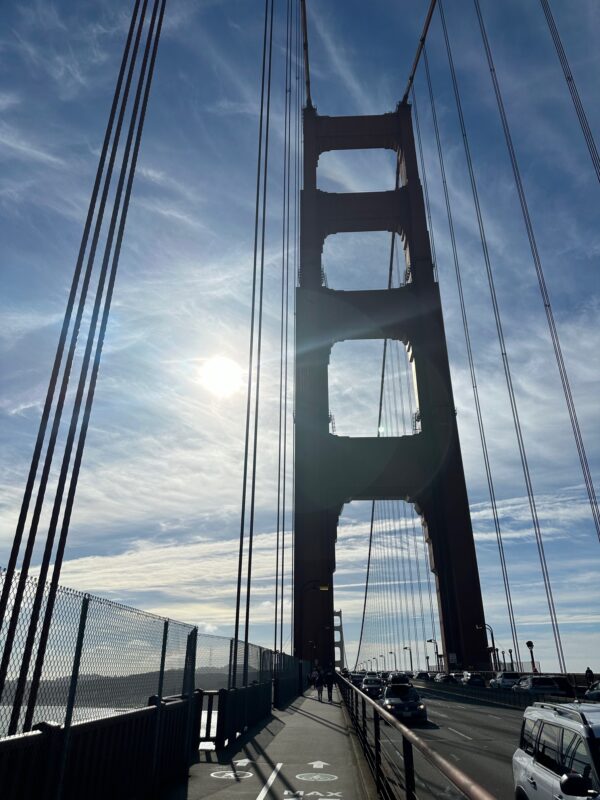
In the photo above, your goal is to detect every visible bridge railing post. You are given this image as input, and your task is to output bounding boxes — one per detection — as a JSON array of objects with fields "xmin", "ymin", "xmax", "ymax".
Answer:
[
  {"xmin": 183, "ymin": 627, "xmax": 198, "ymax": 763},
  {"xmin": 403, "ymin": 734, "xmax": 416, "ymax": 800},
  {"xmin": 374, "ymin": 708, "xmax": 382, "ymax": 794},
  {"xmin": 151, "ymin": 619, "xmax": 169, "ymax": 780},
  {"xmin": 55, "ymin": 593, "xmax": 89, "ymax": 800}
]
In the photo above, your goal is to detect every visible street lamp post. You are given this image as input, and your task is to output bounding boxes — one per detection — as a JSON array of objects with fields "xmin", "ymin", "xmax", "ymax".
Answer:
[
  {"xmin": 374, "ymin": 656, "xmax": 379, "ymax": 672},
  {"xmin": 526, "ymin": 641, "xmax": 538, "ymax": 673},
  {"xmin": 508, "ymin": 648, "xmax": 514, "ymax": 671},
  {"xmin": 427, "ymin": 638, "xmax": 440, "ymax": 672},
  {"xmin": 403, "ymin": 646, "xmax": 413, "ymax": 673},
  {"xmin": 380, "ymin": 654, "xmax": 386, "ymax": 672},
  {"xmin": 389, "ymin": 651, "xmax": 397, "ymax": 671},
  {"xmin": 501, "ymin": 650, "xmax": 506, "ymax": 669},
  {"xmin": 476, "ymin": 623, "xmax": 498, "ymax": 670}
]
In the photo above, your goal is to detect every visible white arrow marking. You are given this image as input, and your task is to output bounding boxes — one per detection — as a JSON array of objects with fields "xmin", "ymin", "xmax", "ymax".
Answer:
[
  {"xmin": 308, "ymin": 761, "xmax": 330, "ymax": 769},
  {"xmin": 235, "ymin": 759, "xmax": 254, "ymax": 766}
]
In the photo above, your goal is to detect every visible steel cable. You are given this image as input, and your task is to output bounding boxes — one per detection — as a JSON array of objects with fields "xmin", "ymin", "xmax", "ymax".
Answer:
[
  {"xmin": 419, "ymin": 47, "xmax": 521, "ymax": 665},
  {"xmin": 439, "ymin": 0, "xmax": 565, "ymax": 671},
  {"xmin": 473, "ymin": 0, "xmax": 599, "ymax": 548}
]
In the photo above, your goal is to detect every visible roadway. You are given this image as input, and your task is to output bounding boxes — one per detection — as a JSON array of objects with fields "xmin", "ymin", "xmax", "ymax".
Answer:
[{"xmin": 380, "ymin": 684, "xmax": 523, "ymax": 799}]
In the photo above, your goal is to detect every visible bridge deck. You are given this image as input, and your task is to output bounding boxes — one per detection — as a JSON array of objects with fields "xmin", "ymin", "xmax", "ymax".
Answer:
[{"xmin": 169, "ymin": 686, "xmax": 376, "ymax": 799}]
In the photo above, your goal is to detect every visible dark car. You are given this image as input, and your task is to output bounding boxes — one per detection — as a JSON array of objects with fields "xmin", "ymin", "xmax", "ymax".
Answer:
[
  {"xmin": 415, "ymin": 671, "xmax": 431, "ymax": 681},
  {"xmin": 387, "ymin": 672, "xmax": 411, "ymax": 685},
  {"xmin": 546, "ymin": 675, "xmax": 577, "ymax": 698},
  {"xmin": 512, "ymin": 676, "xmax": 566, "ymax": 696},
  {"xmin": 380, "ymin": 685, "xmax": 427, "ymax": 722},
  {"xmin": 349, "ymin": 672, "xmax": 364, "ymax": 687},
  {"xmin": 361, "ymin": 677, "xmax": 383, "ymax": 699},
  {"xmin": 585, "ymin": 681, "xmax": 600, "ymax": 701}
]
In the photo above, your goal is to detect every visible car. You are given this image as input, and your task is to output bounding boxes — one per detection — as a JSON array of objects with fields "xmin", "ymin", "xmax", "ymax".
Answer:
[
  {"xmin": 361, "ymin": 677, "xmax": 384, "ymax": 699},
  {"xmin": 512, "ymin": 676, "xmax": 567, "ymax": 696},
  {"xmin": 380, "ymin": 684, "xmax": 427, "ymax": 723},
  {"xmin": 380, "ymin": 671, "xmax": 390, "ymax": 683},
  {"xmin": 415, "ymin": 671, "xmax": 431, "ymax": 681},
  {"xmin": 585, "ymin": 682, "xmax": 600, "ymax": 702},
  {"xmin": 513, "ymin": 703, "xmax": 600, "ymax": 799},
  {"xmin": 489, "ymin": 671, "xmax": 522, "ymax": 689},
  {"xmin": 434, "ymin": 673, "xmax": 457, "ymax": 684},
  {"xmin": 461, "ymin": 672, "xmax": 486, "ymax": 687},
  {"xmin": 387, "ymin": 672, "xmax": 411, "ymax": 685},
  {"xmin": 547, "ymin": 675, "xmax": 578, "ymax": 699},
  {"xmin": 349, "ymin": 672, "xmax": 364, "ymax": 687}
]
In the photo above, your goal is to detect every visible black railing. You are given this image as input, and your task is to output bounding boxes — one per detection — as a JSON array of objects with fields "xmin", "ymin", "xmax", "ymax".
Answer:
[{"xmin": 337, "ymin": 675, "xmax": 495, "ymax": 800}]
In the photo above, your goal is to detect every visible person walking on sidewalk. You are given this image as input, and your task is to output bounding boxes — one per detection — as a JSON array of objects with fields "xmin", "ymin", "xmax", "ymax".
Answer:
[
  {"xmin": 324, "ymin": 666, "xmax": 335, "ymax": 703},
  {"xmin": 314, "ymin": 669, "xmax": 324, "ymax": 702}
]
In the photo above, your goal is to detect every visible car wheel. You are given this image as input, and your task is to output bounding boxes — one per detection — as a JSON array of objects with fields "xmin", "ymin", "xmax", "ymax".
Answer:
[{"xmin": 515, "ymin": 790, "xmax": 528, "ymax": 800}]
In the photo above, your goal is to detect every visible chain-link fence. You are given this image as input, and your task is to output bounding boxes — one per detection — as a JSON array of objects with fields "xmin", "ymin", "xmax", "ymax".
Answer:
[{"xmin": 0, "ymin": 568, "xmax": 276, "ymax": 739}]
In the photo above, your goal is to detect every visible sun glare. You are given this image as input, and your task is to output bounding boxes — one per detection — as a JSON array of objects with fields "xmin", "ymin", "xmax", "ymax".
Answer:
[{"xmin": 200, "ymin": 355, "xmax": 244, "ymax": 398}]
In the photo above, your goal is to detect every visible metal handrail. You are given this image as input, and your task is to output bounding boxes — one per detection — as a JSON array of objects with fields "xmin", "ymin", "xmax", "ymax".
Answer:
[{"xmin": 338, "ymin": 675, "xmax": 495, "ymax": 800}]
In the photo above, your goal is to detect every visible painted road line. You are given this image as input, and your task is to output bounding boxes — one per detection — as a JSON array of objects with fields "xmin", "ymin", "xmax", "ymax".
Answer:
[
  {"xmin": 488, "ymin": 714, "xmax": 503, "ymax": 720},
  {"xmin": 450, "ymin": 753, "xmax": 460, "ymax": 762},
  {"xmin": 255, "ymin": 762, "xmax": 283, "ymax": 800},
  {"xmin": 448, "ymin": 727, "xmax": 473, "ymax": 741},
  {"xmin": 428, "ymin": 709, "xmax": 449, "ymax": 718}
]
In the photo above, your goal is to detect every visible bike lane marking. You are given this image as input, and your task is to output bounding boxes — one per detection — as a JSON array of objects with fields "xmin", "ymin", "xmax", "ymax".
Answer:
[{"xmin": 255, "ymin": 762, "xmax": 284, "ymax": 800}]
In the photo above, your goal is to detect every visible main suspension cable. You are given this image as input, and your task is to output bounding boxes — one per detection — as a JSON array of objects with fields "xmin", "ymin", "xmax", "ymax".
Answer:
[{"xmin": 539, "ymin": 0, "xmax": 600, "ymax": 182}]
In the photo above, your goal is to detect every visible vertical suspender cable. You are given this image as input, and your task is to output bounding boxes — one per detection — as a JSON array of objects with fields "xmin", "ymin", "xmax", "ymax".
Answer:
[
  {"xmin": 232, "ymin": 0, "xmax": 271, "ymax": 688},
  {"xmin": 539, "ymin": 0, "xmax": 600, "ymax": 182},
  {"xmin": 0, "ymin": 0, "xmax": 150, "ymax": 710},
  {"xmin": 0, "ymin": 0, "xmax": 143, "ymax": 638},
  {"xmin": 242, "ymin": 0, "xmax": 275, "ymax": 686},
  {"xmin": 418, "ymin": 50, "xmax": 521, "ymax": 664},
  {"xmin": 473, "ymin": 0, "xmax": 599, "ymax": 546},
  {"xmin": 22, "ymin": 0, "xmax": 167, "ymax": 733},
  {"xmin": 439, "ymin": 0, "xmax": 565, "ymax": 671}
]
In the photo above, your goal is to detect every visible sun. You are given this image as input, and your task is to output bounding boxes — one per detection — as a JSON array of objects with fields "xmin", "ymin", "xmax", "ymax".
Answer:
[{"xmin": 200, "ymin": 355, "xmax": 244, "ymax": 398}]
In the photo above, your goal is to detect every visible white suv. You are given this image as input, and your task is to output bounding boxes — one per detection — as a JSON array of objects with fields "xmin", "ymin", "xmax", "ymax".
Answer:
[
  {"xmin": 513, "ymin": 703, "xmax": 600, "ymax": 799},
  {"xmin": 490, "ymin": 671, "xmax": 521, "ymax": 689}
]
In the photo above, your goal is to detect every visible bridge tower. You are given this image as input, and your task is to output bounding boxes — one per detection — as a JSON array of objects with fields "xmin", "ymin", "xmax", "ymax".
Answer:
[{"xmin": 293, "ymin": 103, "xmax": 489, "ymax": 670}]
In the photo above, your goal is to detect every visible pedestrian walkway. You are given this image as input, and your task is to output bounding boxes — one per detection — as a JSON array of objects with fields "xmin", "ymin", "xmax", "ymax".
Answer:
[{"xmin": 168, "ymin": 686, "xmax": 377, "ymax": 799}]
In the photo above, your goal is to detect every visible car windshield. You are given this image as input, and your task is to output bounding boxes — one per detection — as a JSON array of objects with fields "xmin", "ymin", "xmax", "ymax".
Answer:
[
  {"xmin": 385, "ymin": 687, "xmax": 419, "ymax": 700},
  {"xmin": 364, "ymin": 679, "xmax": 381, "ymax": 685},
  {"xmin": 500, "ymin": 673, "xmax": 520, "ymax": 679}
]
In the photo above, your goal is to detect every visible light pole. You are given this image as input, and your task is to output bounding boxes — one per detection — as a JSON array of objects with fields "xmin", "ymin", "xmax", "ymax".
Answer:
[
  {"xmin": 403, "ymin": 646, "xmax": 413, "ymax": 673},
  {"xmin": 508, "ymin": 648, "xmax": 514, "ymax": 671},
  {"xmin": 389, "ymin": 651, "xmax": 397, "ymax": 671},
  {"xmin": 526, "ymin": 640, "xmax": 538, "ymax": 673},
  {"xmin": 380, "ymin": 654, "xmax": 386, "ymax": 672},
  {"xmin": 501, "ymin": 650, "xmax": 506, "ymax": 669},
  {"xmin": 427, "ymin": 638, "xmax": 440, "ymax": 672},
  {"xmin": 368, "ymin": 658, "xmax": 372, "ymax": 671},
  {"xmin": 476, "ymin": 623, "xmax": 498, "ymax": 670},
  {"xmin": 374, "ymin": 656, "xmax": 379, "ymax": 672}
]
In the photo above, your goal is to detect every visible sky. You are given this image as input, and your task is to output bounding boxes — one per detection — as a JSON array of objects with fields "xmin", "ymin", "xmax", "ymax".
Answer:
[{"xmin": 1, "ymin": 0, "xmax": 599, "ymax": 675}]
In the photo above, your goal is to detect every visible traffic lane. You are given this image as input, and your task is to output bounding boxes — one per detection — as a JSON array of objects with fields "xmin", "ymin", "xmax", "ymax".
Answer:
[{"xmin": 391, "ymin": 696, "xmax": 519, "ymax": 798}]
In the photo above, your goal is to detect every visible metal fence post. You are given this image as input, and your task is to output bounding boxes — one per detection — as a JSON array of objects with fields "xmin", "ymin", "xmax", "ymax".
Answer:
[
  {"xmin": 152, "ymin": 619, "xmax": 169, "ymax": 782},
  {"xmin": 374, "ymin": 709, "xmax": 382, "ymax": 793},
  {"xmin": 403, "ymin": 734, "xmax": 416, "ymax": 800},
  {"xmin": 361, "ymin": 696, "xmax": 367, "ymax": 751},
  {"xmin": 183, "ymin": 627, "xmax": 198, "ymax": 764},
  {"xmin": 55, "ymin": 593, "xmax": 89, "ymax": 800},
  {"xmin": 227, "ymin": 638, "xmax": 234, "ymax": 689}
]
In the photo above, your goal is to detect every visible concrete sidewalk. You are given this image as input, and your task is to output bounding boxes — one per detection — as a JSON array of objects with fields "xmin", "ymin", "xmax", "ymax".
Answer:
[{"xmin": 167, "ymin": 686, "xmax": 376, "ymax": 799}]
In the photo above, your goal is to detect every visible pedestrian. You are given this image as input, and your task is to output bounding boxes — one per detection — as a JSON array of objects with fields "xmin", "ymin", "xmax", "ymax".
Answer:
[
  {"xmin": 314, "ymin": 669, "xmax": 324, "ymax": 702},
  {"xmin": 585, "ymin": 666, "xmax": 594, "ymax": 687},
  {"xmin": 310, "ymin": 668, "xmax": 319, "ymax": 688},
  {"xmin": 324, "ymin": 666, "xmax": 335, "ymax": 702}
]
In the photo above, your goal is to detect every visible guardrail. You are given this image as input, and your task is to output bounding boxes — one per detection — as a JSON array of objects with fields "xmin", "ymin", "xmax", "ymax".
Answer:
[
  {"xmin": 0, "ymin": 691, "xmax": 201, "ymax": 800},
  {"xmin": 337, "ymin": 675, "xmax": 495, "ymax": 800},
  {"xmin": 413, "ymin": 679, "xmax": 573, "ymax": 710}
]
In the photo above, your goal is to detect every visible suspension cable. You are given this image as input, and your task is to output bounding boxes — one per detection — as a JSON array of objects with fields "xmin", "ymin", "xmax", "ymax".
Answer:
[
  {"xmin": 473, "ymin": 0, "xmax": 600, "ymax": 547},
  {"xmin": 539, "ymin": 0, "xmax": 600, "ymax": 182},
  {"xmin": 242, "ymin": 0, "xmax": 275, "ymax": 686},
  {"xmin": 0, "ymin": 0, "xmax": 143, "ymax": 639},
  {"xmin": 232, "ymin": 0, "xmax": 272, "ymax": 688},
  {"xmin": 21, "ymin": 0, "xmax": 167, "ymax": 733},
  {"xmin": 419, "ymin": 47, "xmax": 521, "ymax": 664},
  {"xmin": 0, "ymin": 0, "xmax": 152, "ymax": 712},
  {"xmin": 439, "ymin": 0, "xmax": 566, "ymax": 671}
]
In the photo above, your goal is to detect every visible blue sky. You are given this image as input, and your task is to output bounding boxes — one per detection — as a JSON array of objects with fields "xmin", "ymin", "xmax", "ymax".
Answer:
[{"xmin": 1, "ymin": 0, "xmax": 599, "ymax": 673}]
